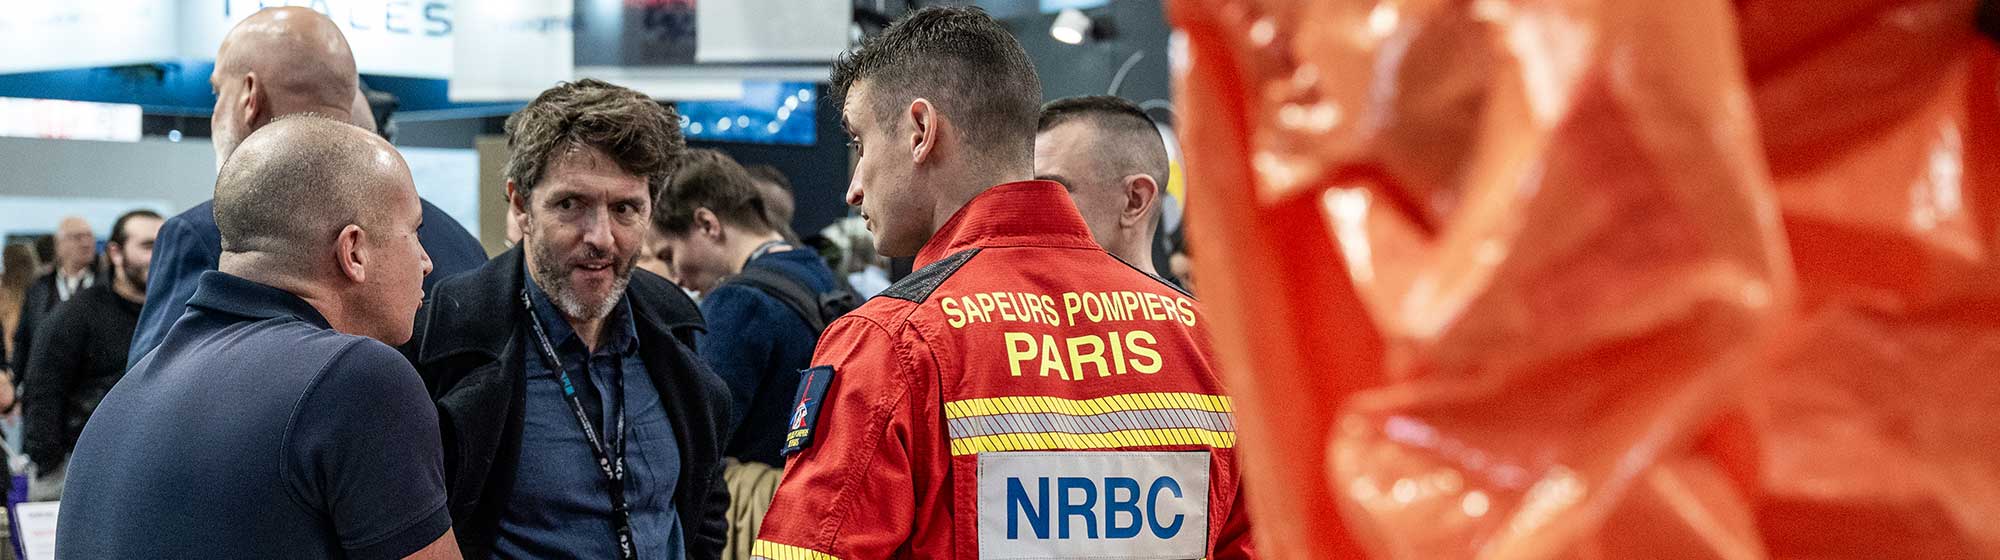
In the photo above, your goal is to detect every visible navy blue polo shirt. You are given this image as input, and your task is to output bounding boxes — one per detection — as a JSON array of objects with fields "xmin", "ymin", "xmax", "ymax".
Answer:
[
  {"xmin": 495, "ymin": 270, "xmax": 684, "ymax": 559},
  {"xmin": 700, "ymin": 247, "xmax": 840, "ymax": 466},
  {"xmin": 56, "ymin": 271, "xmax": 451, "ymax": 560}
]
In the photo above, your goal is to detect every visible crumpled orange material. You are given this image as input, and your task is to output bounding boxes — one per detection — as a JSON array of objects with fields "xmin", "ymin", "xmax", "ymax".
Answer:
[{"xmin": 1169, "ymin": 0, "xmax": 2000, "ymax": 557}]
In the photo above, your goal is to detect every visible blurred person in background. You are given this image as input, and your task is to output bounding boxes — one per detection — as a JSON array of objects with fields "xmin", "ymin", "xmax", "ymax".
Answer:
[
  {"xmin": 1166, "ymin": 225, "xmax": 1194, "ymax": 294},
  {"xmin": 1036, "ymin": 95, "xmax": 1172, "ymax": 277},
  {"xmin": 636, "ymin": 228, "xmax": 706, "ymax": 303},
  {"xmin": 11, "ymin": 217, "xmax": 106, "ymax": 388},
  {"xmin": 58, "ymin": 117, "xmax": 458, "ymax": 559},
  {"xmin": 0, "ymin": 243, "xmax": 40, "ymax": 408},
  {"xmin": 636, "ymin": 229, "xmax": 675, "ymax": 282},
  {"xmin": 745, "ymin": 164, "xmax": 799, "ymax": 243},
  {"xmin": 401, "ymin": 79, "xmax": 728, "ymax": 559},
  {"xmin": 128, "ymin": 6, "xmax": 488, "ymax": 370},
  {"xmin": 814, "ymin": 217, "xmax": 890, "ymax": 299},
  {"xmin": 653, "ymin": 149, "xmax": 850, "ymax": 552},
  {"xmin": 1170, "ymin": 250, "xmax": 1195, "ymax": 295},
  {"xmin": 21, "ymin": 210, "xmax": 161, "ymax": 501}
]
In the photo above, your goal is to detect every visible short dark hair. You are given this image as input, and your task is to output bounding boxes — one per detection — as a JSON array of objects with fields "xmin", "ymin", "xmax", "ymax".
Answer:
[
  {"xmin": 654, "ymin": 149, "xmax": 774, "ymax": 236},
  {"xmin": 108, "ymin": 210, "xmax": 162, "ymax": 248},
  {"xmin": 1039, "ymin": 95, "xmax": 1156, "ymax": 136},
  {"xmin": 831, "ymin": 6, "xmax": 1041, "ymax": 162},
  {"xmin": 1038, "ymin": 95, "xmax": 1172, "ymax": 188},
  {"xmin": 504, "ymin": 79, "xmax": 684, "ymax": 201}
]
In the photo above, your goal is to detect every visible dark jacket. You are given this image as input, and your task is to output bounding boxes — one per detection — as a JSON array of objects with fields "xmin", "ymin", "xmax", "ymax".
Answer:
[
  {"xmin": 22, "ymin": 284, "xmax": 139, "ymax": 469},
  {"xmin": 702, "ymin": 249, "xmax": 843, "ymax": 467},
  {"xmin": 11, "ymin": 266, "xmax": 111, "ymax": 383},
  {"xmin": 401, "ymin": 246, "xmax": 729, "ymax": 559}
]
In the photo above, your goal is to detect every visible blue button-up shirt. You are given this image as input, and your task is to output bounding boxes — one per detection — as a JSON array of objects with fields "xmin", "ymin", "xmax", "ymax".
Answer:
[{"xmin": 495, "ymin": 271, "xmax": 685, "ymax": 559}]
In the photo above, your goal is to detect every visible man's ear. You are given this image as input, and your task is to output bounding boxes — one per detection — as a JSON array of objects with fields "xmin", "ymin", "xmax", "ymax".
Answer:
[
  {"xmin": 909, "ymin": 98, "xmax": 939, "ymax": 164},
  {"xmin": 107, "ymin": 242, "xmax": 126, "ymax": 272},
  {"xmin": 335, "ymin": 224, "xmax": 368, "ymax": 284},
  {"xmin": 239, "ymin": 72, "xmax": 264, "ymax": 128},
  {"xmin": 1120, "ymin": 173, "xmax": 1161, "ymax": 228},
  {"xmin": 507, "ymin": 180, "xmax": 527, "ymax": 212},
  {"xmin": 694, "ymin": 208, "xmax": 724, "ymax": 240}
]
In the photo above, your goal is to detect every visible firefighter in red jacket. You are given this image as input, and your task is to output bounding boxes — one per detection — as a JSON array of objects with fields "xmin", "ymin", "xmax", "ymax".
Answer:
[{"xmin": 751, "ymin": 6, "xmax": 1254, "ymax": 560}]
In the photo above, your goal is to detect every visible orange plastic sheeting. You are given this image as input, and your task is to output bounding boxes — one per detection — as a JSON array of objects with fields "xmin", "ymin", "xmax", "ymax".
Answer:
[
  {"xmin": 1171, "ymin": 0, "xmax": 1791, "ymax": 557},
  {"xmin": 1158, "ymin": 0, "xmax": 2000, "ymax": 555},
  {"xmin": 1745, "ymin": 0, "xmax": 2000, "ymax": 557}
]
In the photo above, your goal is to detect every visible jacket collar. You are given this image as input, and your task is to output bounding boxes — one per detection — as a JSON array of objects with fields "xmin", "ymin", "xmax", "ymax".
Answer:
[
  {"xmin": 417, "ymin": 245, "xmax": 703, "ymax": 364},
  {"xmin": 914, "ymin": 180, "xmax": 1099, "ymax": 269},
  {"xmin": 185, "ymin": 270, "xmax": 333, "ymax": 329}
]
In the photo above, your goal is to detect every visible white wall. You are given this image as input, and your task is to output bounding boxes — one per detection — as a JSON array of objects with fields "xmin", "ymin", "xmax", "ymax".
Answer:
[
  {"xmin": 0, "ymin": 136, "xmax": 479, "ymax": 239},
  {"xmin": 402, "ymin": 146, "xmax": 481, "ymax": 235},
  {"xmin": 0, "ymin": 136, "xmax": 216, "ymax": 238}
]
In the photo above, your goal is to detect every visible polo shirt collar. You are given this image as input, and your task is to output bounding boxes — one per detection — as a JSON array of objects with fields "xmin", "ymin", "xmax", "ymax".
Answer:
[{"xmin": 184, "ymin": 270, "xmax": 332, "ymax": 329}]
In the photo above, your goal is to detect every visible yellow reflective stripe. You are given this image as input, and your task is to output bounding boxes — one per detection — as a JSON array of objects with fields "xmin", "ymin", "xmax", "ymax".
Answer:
[
  {"xmin": 945, "ymin": 392, "xmax": 1231, "ymax": 419},
  {"xmin": 751, "ymin": 540, "xmax": 843, "ymax": 560},
  {"xmin": 949, "ymin": 427, "xmax": 1237, "ymax": 456}
]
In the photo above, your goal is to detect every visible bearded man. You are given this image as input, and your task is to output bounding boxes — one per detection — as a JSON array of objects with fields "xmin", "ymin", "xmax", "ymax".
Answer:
[{"xmin": 400, "ymin": 79, "xmax": 730, "ymax": 560}]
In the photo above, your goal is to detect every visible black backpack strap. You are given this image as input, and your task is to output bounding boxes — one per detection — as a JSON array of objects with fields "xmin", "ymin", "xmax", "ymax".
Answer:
[{"xmin": 722, "ymin": 266, "xmax": 832, "ymax": 332}]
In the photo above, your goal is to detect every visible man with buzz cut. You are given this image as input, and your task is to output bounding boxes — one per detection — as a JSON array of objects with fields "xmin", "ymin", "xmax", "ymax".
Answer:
[
  {"xmin": 751, "ymin": 6, "xmax": 1256, "ymax": 560},
  {"xmin": 1036, "ymin": 95, "xmax": 1173, "ymax": 277}
]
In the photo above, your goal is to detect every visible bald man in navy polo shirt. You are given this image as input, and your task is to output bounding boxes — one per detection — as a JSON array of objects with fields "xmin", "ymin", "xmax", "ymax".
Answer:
[{"xmin": 57, "ymin": 117, "xmax": 460, "ymax": 559}]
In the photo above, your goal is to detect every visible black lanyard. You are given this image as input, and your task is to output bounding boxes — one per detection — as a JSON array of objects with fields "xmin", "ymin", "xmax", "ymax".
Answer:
[{"xmin": 521, "ymin": 289, "xmax": 636, "ymax": 560}]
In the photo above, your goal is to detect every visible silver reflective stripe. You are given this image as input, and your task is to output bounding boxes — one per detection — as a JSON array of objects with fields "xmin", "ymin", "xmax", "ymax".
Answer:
[{"xmin": 947, "ymin": 409, "xmax": 1236, "ymax": 440}]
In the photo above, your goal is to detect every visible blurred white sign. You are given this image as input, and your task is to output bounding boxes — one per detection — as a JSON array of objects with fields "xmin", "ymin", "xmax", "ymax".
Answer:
[
  {"xmin": 696, "ymin": 0, "xmax": 848, "ymax": 63},
  {"xmin": 180, "ymin": 0, "xmax": 455, "ymax": 78},
  {"xmin": 449, "ymin": 0, "xmax": 571, "ymax": 102},
  {"xmin": 0, "ymin": 98, "xmax": 143, "ymax": 142},
  {"xmin": 13, "ymin": 501, "xmax": 58, "ymax": 560},
  {"xmin": 0, "ymin": 1, "xmax": 178, "ymax": 74}
]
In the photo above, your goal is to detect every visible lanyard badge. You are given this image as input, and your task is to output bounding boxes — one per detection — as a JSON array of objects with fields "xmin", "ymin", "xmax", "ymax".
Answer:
[{"xmin": 522, "ymin": 289, "xmax": 637, "ymax": 560}]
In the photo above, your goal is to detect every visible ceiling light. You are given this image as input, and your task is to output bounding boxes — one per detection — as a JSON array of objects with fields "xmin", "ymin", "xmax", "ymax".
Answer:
[{"xmin": 1051, "ymin": 8, "xmax": 1091, "ymax": 45}]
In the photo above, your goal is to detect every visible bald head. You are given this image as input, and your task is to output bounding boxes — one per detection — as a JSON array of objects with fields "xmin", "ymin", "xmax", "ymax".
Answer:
[
  {"xmin": 211, "ymin": 7, "xmax": 358, "ymax": 164},
  {"xmin": 215, "ymin": 116, "xmax": 411, "ymax": 271},
  {"xmin": 57, "ymin": 217, "xmax": 89, "ymax": 237},
  {"xmin": 216, "ymin": 115, "xmax": 433, "ymax": 344},
  {"xmin": 54, "ymin": 216, "xmax": 95, "ymax": 273}
]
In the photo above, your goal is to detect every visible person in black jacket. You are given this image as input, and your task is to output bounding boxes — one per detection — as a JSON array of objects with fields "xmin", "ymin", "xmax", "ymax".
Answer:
[
  {"xmin": 11, "ymin": 217, "xmax": 109, "ymax": 384},
  {"xmin": 400, "ymin": 79, "xmax": 730, "ymax": 559},
  {"xmin": 22, "ymin": 210, "xmax": 160, "ymax": 500}
]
